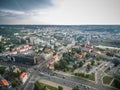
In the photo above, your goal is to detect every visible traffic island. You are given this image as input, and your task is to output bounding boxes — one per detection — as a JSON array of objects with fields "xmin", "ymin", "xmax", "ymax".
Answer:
[
  {"xmin": 102, "ymin": 75, "xmax": 120, "ymax": 90},
  {"xmin": 111, "ymin": 79, "xmax": 120, "ymax": 90},
  {"xmin": 102, "ymin": 76, "xmax": 113, "ymax": 85},
  {"xmin": 74, "ymin": 72, "xmax": 95, "ymax": 82}
]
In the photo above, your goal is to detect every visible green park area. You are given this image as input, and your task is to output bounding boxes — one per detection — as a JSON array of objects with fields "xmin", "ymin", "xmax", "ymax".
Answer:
[
  {"xmin": 111, "ymin": 79, "xmax": 120, "ymax": 90},
  {"xmin": 103, "ymin": 76, "xmax": 120, "ymax": 90},
  {"xmin": 74, "ymin": 72, "xmax": 95, "ymax": 81},
  {"xmin": 103, "ymin": 76, "xmax": 113, "ymax": 85},
  {"xmin": 34, "ymin": 81, "xmax": 80, "ymax": 90},
  {"xmin": 34, "ymin": 81, "xmax": 61, "ymax": 90}
]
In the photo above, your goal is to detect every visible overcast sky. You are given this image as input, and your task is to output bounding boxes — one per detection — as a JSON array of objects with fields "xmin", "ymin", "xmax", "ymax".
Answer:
[{"xmin": 0, "ymin": 0, "xmax": 120, "ymax": 25}]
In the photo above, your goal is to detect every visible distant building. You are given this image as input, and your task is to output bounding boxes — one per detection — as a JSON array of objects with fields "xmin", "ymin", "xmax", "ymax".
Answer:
[
  {"xmin": 14, "ymin": 33, "xmax": 19, "ymax": 36},
  {"xmin": 10, "ymin": 45, "xmax": 32, "ymax": 55},
  {"xmin": 29, "ymin": 37, "xmax": 34, "ymax": 45},
  {"xmin": 20, "ymin": 38, "xmax": 26, "ymax": 44},
  {"xmin": 0, "ymin": 35, "xmax": 2, "ymax": 42}
]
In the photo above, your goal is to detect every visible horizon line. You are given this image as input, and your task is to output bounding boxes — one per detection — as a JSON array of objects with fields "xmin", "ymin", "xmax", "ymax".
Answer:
[{"xmin": 0, "ymin": 24, "xmax": 120, "ymax": 26}]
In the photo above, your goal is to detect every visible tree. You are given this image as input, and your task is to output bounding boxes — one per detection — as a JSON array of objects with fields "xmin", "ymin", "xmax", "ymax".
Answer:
[
  {"xmin": 9, "ymin": 46, "xmax": 13, "ymax": 51},
  {"xmin": 95, "ymin": 55, "xmax": 101, "ymax": 61},
  {"xmin": 11, "ymin": 79, "xmax": 19, "ymax": 88},
  {"xmin": 21, "ymin": 68, "xmax": 26, "ymax": 73},
  {"xmin": 34, "ymin": 81, "xmax": 42, "ymax": 90},
  {"xmin": 54, "ymin": 63, "xmax": 60, "ymax": 70},
  {"xmin": 91, "ymin": 60, "xmax": 95, "ymax": 65},
  {"xmin": 79, "ymin": 61, "xmax": 83, "ymax": 67},
  {"xmin": 87, "ymin": 64, "xmax": 91, "ymax": 71},
  {"xmin": 0, "ymin": 66, "xmax": 6, "ymax": 75},
  {"xmin": 53, "ymin": 52, "xmax": 56, "ymax": 56},
  {"xmin": 43, "ymin": 86, "xmax": 48, "ymax": 90},
  {"xmin": 106, "ymin": 52, "xmax": 114, "ymax": 57},
  {"xmin": 73, "ymin": 64, "xmax": 77, "ymax": 69},
  {"xmin": 86, "ymin": 53, "xmax": 90, "ymax": 58},
  {"xmin": 97, "ymin": 62, "xmax": 100, "ymax": 65},
  {"xmin": 58, "ymin": 86, "xmax": 63, "ymax": 90},
  {"xmin": 72, "ymin": 86, "xmax": 80, "ymax": 90}
]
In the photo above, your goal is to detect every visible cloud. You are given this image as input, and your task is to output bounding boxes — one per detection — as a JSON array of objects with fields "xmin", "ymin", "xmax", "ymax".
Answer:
[
  {"xmin": 0, "ymin": 0, "xmax": 53, "ymax": 24},
  {"xmin": 0, "ymin": 0, "xmax": 120, "ymax": 24},
  {"xmin": 41, "ymin": 0, "xmax": 120, "ymax": 25},
  {"xmin": 0, "ymin": 9, "xmax": 25, "ymax": 16},
  {"xmin": 0, "ymin": 0, "xmax": 53, "ymax": 11}
]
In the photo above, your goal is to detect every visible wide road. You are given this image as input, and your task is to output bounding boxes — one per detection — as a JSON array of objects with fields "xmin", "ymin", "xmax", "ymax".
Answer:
[
  {"xmin": 21, "ymin": 51, "xmax": 117, "ymax": 90},
  {"xmin": 21, "ymin": 59, "xmax": 48, "ymax": 90},
  {"xmin": 39, "ymin": 70, "xmax": 114, "ymax": 90},
  {"xmin": 24, "ymin": 61, "xmax": 115, "ymax": 90}
]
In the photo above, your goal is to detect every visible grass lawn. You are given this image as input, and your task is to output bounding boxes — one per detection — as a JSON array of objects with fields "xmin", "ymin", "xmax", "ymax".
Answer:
[
  {"xmin": 0, "ymin": 66, "xmax": 6, "ymax": 75},
  {"xmin": 103, "ymin": 76, "xmax": 113, "ymax": 85},
  {"xmin": 111, "ymin": 79, "xmax": 120, "ymax": 89},
  {"xmin": 39, "ymin": 82, "xmax": 58, "ymax": 90},
  {"xmin": 87, "ymin": 74, "xmax": 95, "ymax": 81},
  {"xmin": 74, "ymin": 72, "xmax": 95, "ymax": 81}
]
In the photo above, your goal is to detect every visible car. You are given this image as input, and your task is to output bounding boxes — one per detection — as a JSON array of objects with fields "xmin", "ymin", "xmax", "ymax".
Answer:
[{"xmin": 81, "ymin": 84, "xmax": 84, "ymax": 86}]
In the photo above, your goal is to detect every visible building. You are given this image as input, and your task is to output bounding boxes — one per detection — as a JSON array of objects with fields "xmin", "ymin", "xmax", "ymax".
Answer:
[
  {"xmin": 10, "ymin": 45, "xmax": 32, "ymax": 55},
  {"xmin": 42, "ymin": 53, "xmax": 53, "ymax": 60},
  {"xmin": 112, "ymin": 58, "xmax": 120, "ymax": 66},
  {"xmin": 20, "ymin": 72, "xmax": 28, "ymax": 83},
  {"xmin": 0, "ymin": 79, "xmax": 9, "ymax": 87},
  {"xmin": 46, "ymin": 54, "xmax": 60, "ymax": 70},
  {"xmin": 74, "ymin": 52, "xmax": 87, "ymax": 58},
  {"xmin": 5, "ymin": 54, "xmax": 44, "ymax": 65},
  {"xmin": 0, "ymin": 76, "xmax": 13, "ymax": 90},
  {"xmin": 114, "ymin": 67, "xmax": 120, "ymax": 80},
  {"xmin": 53, "ymin": 54, "xmax": 59, "ymax": 62},
  {"xmin": 29, "ymin": 37, "xmax": 34, "ymax": 45},
  {"xmin": 0, "ymin": 35, "xmax": 2, "ymax": 42},
  {"xmin": 13, "ymin": 67, "xmax": 21, "ymax": 73},
  {"xmin": 11, "ymin": 50, "xmax": 17, "ymax": 54}
]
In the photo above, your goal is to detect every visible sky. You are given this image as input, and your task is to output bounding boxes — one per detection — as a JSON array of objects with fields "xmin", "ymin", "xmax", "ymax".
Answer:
[{"xmin": 0, "ymin": 0, "xmax": 120, "ymax": 25}]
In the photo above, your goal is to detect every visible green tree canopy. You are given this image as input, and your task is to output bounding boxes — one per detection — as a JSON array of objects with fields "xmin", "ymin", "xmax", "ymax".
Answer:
[
  {"xmin": 58, "ymin": 86, "xmax": 63, "ymax": 90},
  {"xmin": 72, "ymin": 86, "xmax": 80, "ymax": 90}
]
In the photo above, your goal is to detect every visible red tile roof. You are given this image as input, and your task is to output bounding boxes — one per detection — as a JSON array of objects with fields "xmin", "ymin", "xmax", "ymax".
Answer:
[
  {"xmin": 0, "ymin": 79, "xmax": 9, "ymax": 86},
  {"xmin": 20, "ymin": 72, "xmax": 27, "ymax": 79},
  {"xmin": 53, "ymin": 54, "xmax": 59, "ymax": 59}
]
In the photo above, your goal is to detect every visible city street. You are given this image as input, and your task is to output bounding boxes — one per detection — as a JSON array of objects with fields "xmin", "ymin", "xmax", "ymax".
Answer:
[{"xmin": 22, "ymin": 59, "xmax": 115, "ymax": 90}]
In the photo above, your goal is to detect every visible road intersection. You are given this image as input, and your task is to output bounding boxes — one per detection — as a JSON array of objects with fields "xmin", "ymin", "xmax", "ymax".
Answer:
[{"xmin": 22, "ymin": 59, "xmax": 115, "ymax": 90}]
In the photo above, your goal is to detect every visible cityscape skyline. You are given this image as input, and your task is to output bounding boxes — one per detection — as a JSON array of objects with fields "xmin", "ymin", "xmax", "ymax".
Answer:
[{"xmin": 0, "ymin": 25, "xmax": 120, "ymax": 90}]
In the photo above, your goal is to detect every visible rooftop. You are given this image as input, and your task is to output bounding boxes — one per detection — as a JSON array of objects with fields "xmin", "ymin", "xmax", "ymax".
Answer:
[
  {"xmin": 0, "ymin": 79, "xmax": 9, "ymax": 86},
  {"xmin": 20, "ymin": 72, "xmax": 27, "ymax": 79}
]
